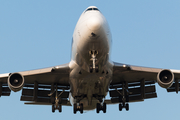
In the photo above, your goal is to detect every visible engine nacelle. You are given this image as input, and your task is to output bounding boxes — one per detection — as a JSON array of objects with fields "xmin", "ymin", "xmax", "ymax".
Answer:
[
  {"xmin": 157, "ymin": 69, "xmax": 174, "ymax": 88},
  {"xmin": 8, "ymin": 73, "xmax": 24, "ymax": 92}
]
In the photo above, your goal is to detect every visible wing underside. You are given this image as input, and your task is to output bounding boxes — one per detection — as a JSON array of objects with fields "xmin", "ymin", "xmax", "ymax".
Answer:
[
  {"xmin": 109, "ymin": 62, "xmax": 180, "ymax": 105},
  {"xmin": 0, "ymin": 63, "xmax": 71, "ymax": 106},
  {"xmin": 21, "ymin": 83, "xmax": 70, "ymax": 106}
]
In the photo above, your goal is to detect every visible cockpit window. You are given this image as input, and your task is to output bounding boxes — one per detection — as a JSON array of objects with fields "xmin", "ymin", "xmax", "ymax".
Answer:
[
  {"xmin": 93, "ymin": 8, "xmax": 99, "ymax": 11},
  {"xmin": 85, "ymin": 8, "xmax": 99, "ymax": 12},
  {"xmin": 86, "ymin": 8, "xmax": 93, "ymax": 11}
]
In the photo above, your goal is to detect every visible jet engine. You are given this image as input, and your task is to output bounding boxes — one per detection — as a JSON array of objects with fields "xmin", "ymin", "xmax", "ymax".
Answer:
[
  {"xmin": 8, "ymin": 73, "xmax": 24, "ymax": 92},
  {"xmin": 157, "ymin": 69, "xmax": 174, "ymax": 88}
]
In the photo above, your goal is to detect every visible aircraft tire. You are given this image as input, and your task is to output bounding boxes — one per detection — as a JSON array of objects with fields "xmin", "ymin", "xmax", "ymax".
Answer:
[
  {"xmin": 119, "ymin": 104, "xmax": 122, "ymax": 111},
  {"xmin": 80, "ymin": 103, "xmax": 83, "ymax": 114},
  {"xmin": 90, "ymin": 65, "xmax": 93, "ymax": 73},
  {"xmin": 52, "ymin": 104, "xmax": 55, "ymax": 113},
  {"xmin": 103, "ymin": 103, "xmax": 106, "ymax": 113},
  {"xmin": 96, "ymin": 103, "xmax": 100, "ymax": 113},
  {"xmin": 95, "ymin": 66, "xmax": 99, "ymax": 73},
  {"xmin": 59, "ymin": 104, "xmax": 62, "ymax": 112},
  {"xmin": 73, "ymin": 104, "xmax": 77, "ymax": 114},
  {"xmin": 126, "ymin": 103, "xmax": 129, "ymax": 111}
]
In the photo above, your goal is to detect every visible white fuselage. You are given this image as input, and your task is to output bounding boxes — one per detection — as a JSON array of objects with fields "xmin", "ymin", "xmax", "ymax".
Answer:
[{"xmin": 69, "ymin": 7, "xmax": 113, "ymax": 110}]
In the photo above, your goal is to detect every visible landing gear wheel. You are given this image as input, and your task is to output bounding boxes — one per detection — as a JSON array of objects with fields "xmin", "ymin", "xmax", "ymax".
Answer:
[
  {"xmin": 125, "ymin": 103, "xmax": 129, "ymax": 111},
  {"xmin": 95, "ymin": 66, "xmax": 99, "ymax": 73},
  {"xmin": 103, "ymin": 103, "xmax": 106, "ymax": 113},
  {"xmin": 80, "ymin": 103, "xmax": 83, "ymax": 114},
  {"xmin": 52, "ymin": 104, "xmax": 55, "ymax": 113},
  {"xmin": 96, "ymin": 103, "xmax": 100, "ymax": 113},
  {"xmin": 119, "ymin": 104, "xmax": 122, "ymax": 111},
  {"xmin": 89, "ymin": 65, "xmax": 93, "ymax": 73},
  {"xmin": 73, "ymin": 104, "xmax": 77, "ymax": 114},
  {"xmin": 58, "ymin": 104, "xmax": 62, "ymax": 112}
]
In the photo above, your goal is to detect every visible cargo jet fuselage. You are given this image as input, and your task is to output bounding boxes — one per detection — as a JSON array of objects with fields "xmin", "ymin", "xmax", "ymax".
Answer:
[
  {"xmin": 1, "ymin": 6, "xmax": 178, "ymax": 114},
  {"xmin": 69, "ymin": 6, "xmax": 113, "ymax": 110}
]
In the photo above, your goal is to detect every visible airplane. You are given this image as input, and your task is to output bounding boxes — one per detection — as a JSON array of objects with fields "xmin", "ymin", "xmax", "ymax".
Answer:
[{"xmin": 0, "ymin": 6, "xmax": 180, "ymax": 114}]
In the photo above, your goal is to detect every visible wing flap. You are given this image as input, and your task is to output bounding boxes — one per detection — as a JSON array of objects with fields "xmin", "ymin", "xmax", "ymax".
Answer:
[
  {"xmin": 21, "ymin": 82, "xmax": 70, "ymax": 106},
  {"xmin": 111, "ymin": 92, "xmax": 157, "ymax": 104},
  {"xmin": 22, "ymin": 89, "xmax": 69, "ymax": 98},
  {"xmin": 110, "ymin": 85, "xmax": 156, "ymax": 97},
  {"xmin": 111, "ymin": 95, "xmax": 143, "ymax": 103},
  {"xmin": 167, "ymin": 79, "xmax": 180, "ymax": 93},
  {"xmin": 145, "ymin": 92, "xmax": 157, "ymax": 99},
  {"xmin": 0, "ymin": 83, "xmax": 11, "ymax": 97},
  {"xmin": 21, "ymin": 96, "xmax": 69, "ymax": 104},
  {"xmin": 109, "ymin": 79, "xmax": 157, "ymax": 104},
  {"xmin": 21, "ymin": 96, "xmax": 34, "ymax": 101},
  {"xmin": 2, "ymin": 92, "xmax": 11, "ymax": 96},
  {"xmin": 24, "ymin": 101, "xmax": 71, "ymax": 106}
]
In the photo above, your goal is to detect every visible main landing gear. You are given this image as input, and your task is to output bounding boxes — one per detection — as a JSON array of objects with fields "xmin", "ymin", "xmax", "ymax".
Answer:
[
  {"xmin": 117, "ymin": 82, "xmax": 129, "ymax": 111},
  {"xmin": 52, "ymin": 103, "xmax": 62, "ymax": 113},
  {"xmin": 73, "ymin": 103, "xmax": 83, "ymax": 114},
  {"xmin": 49, "ymin": 84, "xmax": 65, "ymax": 113},
  {"xmin": 96, "ymin": 103, "xmax": 106, "ymax": 113},
  {"xmin": 94, "ymin": 95, "xmax": 106, "ymax": 113},
  {"xmin": 119, "ymin": 103, "xmax": 129, "ymax": 111}
]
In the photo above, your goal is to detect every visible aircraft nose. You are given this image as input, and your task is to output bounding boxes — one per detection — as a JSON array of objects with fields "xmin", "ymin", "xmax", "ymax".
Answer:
[{"xmin": 87, "ymin": 16, "xmax": 103, "ymax": 31}]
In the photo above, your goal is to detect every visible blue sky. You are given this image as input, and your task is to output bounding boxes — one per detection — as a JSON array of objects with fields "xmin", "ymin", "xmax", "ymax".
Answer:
[{"xmin": 0, "ymin": 0, "xmax": 180, "ymax": 120}]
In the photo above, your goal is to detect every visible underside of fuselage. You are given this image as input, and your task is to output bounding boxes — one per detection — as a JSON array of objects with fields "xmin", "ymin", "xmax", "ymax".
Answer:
[{"xmin": 69, "ymin": 6, "xmax": 113, "ymax": 111}]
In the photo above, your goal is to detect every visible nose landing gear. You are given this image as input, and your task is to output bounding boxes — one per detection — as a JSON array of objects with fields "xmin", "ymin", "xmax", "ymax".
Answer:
[
  {"xmin": 89, "ymin": 50, "xmax": 99, "ymax": 73},
  {"xmin": 89, "ymin": 65, "xmax": 99, "ymax": 73}
]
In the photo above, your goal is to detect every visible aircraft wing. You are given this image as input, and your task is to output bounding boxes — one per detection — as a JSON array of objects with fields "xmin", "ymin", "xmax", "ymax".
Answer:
[
  {"xmin": 110, "ymin": 62, "xmax": 180, "ymax": 104},
  {"xmin": 0, "ymin": 63, "xmax": 70, "ymax": 105}
]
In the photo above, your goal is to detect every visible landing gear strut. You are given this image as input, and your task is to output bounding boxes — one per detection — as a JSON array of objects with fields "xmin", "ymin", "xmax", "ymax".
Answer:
[
  {"xmin": 116, "ymin": 82, "xmax": 130, "ymax": 111},
  {"xmin": 52, "ymin": 104, "xmax": 62, "ymax": 113},
  {"xmin": 49, "ymin": 84, "xmax": 64, "ymax": 113},
  {"xmin": 89, "ymin": 50, "xmax": 99, "ymax": 73},
  {"xmin": 94, "ymin": 95, "xmax": 107, "ymax": 113},
  {"xmin": 89, "ymin": 65, "xmax": 99, "ymax": 73}
]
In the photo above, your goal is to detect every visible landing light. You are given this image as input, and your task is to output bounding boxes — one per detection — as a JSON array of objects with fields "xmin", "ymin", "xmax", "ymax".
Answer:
[
  {"xmin": 123, "ymin": 65, "xmax": 126, "ymax": 67},
  {"xmin": 54, "ymin": 66, "xmax": 60, "ymax": 69}
]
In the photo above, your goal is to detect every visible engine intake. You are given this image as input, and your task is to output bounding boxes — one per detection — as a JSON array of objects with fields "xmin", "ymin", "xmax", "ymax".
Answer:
[
  {"xmin": 8, "ymin": 73, "xmax": 24, "ymax": 92},
  {"xmin": 157, "ymin": 69, "xmax": 174, "ymax": 88}
]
